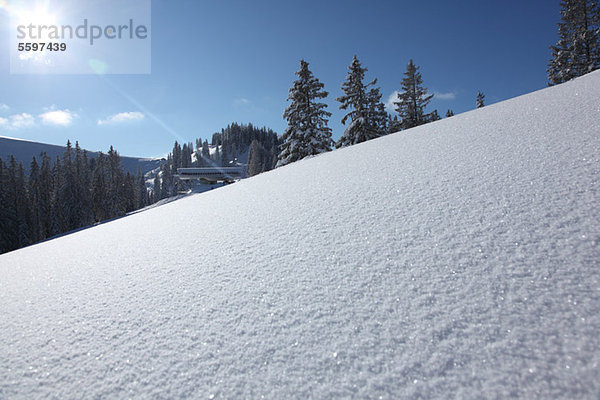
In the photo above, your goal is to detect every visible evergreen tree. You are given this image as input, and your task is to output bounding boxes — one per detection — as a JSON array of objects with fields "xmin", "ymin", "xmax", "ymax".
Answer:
[
  {"xmin": 247, "ymin": 139, "xmax": 277, "ymax": 176},
  {"xmin": 247, "ymin": 140, "xmax": 263, "ymax": 177},
  {"xmin": 428, "ymin": 109, "xmax": 441, "ymax": 122},
  {"xmin": 336, "ymin": 56, "xmax": 384, "ymax": 148},
  {"xmin": 152, "ymin": 172, "xmax": 161, "ymax": 203},
  {"xmin": 172, "ymin": 141, "xmax": 182, "ymax": 170},
  {"xmin": 123, "ymin": 173, "xmax": 136, "ymax": 213},
  {"xmin": 278, "ymin": 59, "xmax": 333, "ymax": 167},
  {"xmin": 135, "ymin": 167, "xmax": 148, "ymax": 209},
  {"xmin": 92, "ymin": 152, "xmax": 108, "ymax": 221},
  {"xmin": 55, "ymin": 141, "xmax": 80, "ymax": 231},
  {"xmin": 15, "ymin": 162, "xmax": 31, "ymax": 247},
  {"xmin": 2, "ymin": 157, "xmax": 32, "ymax": 249},
  {"xmin": 394, "ymin": 59, "xmax": 434, "ymax": 130},
  {"xmin": 74, "ymin": 142, "xmax": 94, "ymax": 227},
  {"xmin": 548, "ymin": 0, "xmax": 600, "ymax": 85},
  {"xmin": 213, "ymin": 146, "xmax": 221, "ymax": 166},
  {"xmin": 388, "ymin": 115, "xmax": 402, "ymax": 133},
  {"xmin": 28, "ymin": 157, "xmax": 42, "ymax": 243},
  {"xmin": 38, "ymin": 153, "xmax": 53, "ymax": 239},
  {"xmin": 446, "ymin": 109, "xmax": 455, "ymax": 118},
  {"xmin": 51, "ymin": 156, "xmax": 67, "ymax": 234},
  {"xmin": 202, "ymin": 140, "xmax": 210, "ymax": 162},
  {"xmin": 106, "ymin": 146, "xmax": 126, "ymax": 218},
  {"xmin": 2, "ymin": 157, "xmax": 19, "ymax": 251},
  {"xmin": 476, "ymin": 91, "xmax": 485, "ymax": 108},
  {"xmin": 366, "ymin": 86, "xmax": 389, "ymax": 137},
  {"xmin": 159, "ymin": 162, "xmax": 171, "ymax": 200}
]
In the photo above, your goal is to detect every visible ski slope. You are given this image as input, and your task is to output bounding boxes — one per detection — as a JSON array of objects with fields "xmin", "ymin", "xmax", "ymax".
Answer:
[{"xmin": 1, "ymin": 71, "xmax": 599, "ymax": 399}]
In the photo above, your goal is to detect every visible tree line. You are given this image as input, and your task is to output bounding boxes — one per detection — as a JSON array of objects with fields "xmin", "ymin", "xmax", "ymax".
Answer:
[
  {"xmin": 0, "ymin": 141, "xmax": 149, "ymax": 254},
  {"xmin": 276, "ymin": 56, "xmax": 453, "ymax": 167},
  {"xmin": 152, "ymin": 123, "xmax": 279, "ymax": 201}
]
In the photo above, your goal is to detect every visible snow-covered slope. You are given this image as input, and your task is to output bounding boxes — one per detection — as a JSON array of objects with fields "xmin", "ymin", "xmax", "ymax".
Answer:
[{"xmin": 1, "ymin": 72, "xmax": 599, "ymax": 399}]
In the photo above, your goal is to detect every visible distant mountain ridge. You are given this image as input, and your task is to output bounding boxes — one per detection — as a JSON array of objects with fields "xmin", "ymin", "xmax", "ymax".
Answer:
[{"xmin": 0, "ymin": 136, "xmax": 162, "ymax": 175}]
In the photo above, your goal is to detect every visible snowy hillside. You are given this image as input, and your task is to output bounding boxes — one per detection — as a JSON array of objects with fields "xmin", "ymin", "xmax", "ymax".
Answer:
[
  {"xmin": 1, "ymin": 71, "xmax": 599, "ymax": 399},
  {"xmin": 0, "ymin": 136, "xmax": 162, "ymax": 175}
]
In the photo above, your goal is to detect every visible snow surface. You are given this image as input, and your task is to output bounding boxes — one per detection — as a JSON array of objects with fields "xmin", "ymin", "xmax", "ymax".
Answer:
[{"xmin": 1, "ymin": 71, "xmax": 599, "ymax": 399}]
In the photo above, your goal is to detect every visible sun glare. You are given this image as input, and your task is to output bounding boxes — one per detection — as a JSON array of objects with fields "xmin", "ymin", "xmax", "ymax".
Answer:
[
  {"xmin": 5, "ymin": 1, "xmax": 62, "ymax": 64},
  {"xmin": 15, "ymin": 5, "xmax": 59, "ymax": 35}
]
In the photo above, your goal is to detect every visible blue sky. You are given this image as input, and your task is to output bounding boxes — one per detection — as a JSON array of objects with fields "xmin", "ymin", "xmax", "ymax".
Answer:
[{"xmin": 0, "ymin": 0, "xmax": 559, "ymax": 158}]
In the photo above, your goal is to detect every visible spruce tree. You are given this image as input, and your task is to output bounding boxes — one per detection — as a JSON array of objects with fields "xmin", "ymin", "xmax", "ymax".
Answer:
[
  {"xmin": 388, "ymin": 115, "xmax": 402, "ymax": 133},
  {"xmin": 2, "ymin": 157, "xmax": 19, "ymax": 251},
  {"xmin": 202, "ymin": 140, "xmax": 210, "ymax": 163},
  {"xmin": 51, "ymin": 156, "xmax": 67, "ymax": 234},
  {"xmin": 28, "ymin": 157, "xmax": 42, "ymax": 243},
  {"xmin": 548, "ymin": 0, "xmax": 600, "ymax": 85},
  {"xmin": 394, "ymin": 59, "xmax": 434, "ymax": 130},
  {"xmin": 247, "ymin": 140, "xmax": 264, "ymax": 177},
  {"xmin": 92, "ymin": 152, "xmax": 108, "ymax": 221},
  {"xmin": 278, "ymin": 59, "xmax": 333, "ymax": 167},
  {"xmin": 366, "ymin": 86, "xmax": 389, "ymax": 137},
  {"xmin": 152, "ymin": 172, "xmax": 161, "ymax": 203},
  {"xmin": 15, "ymin": 162, "xmax": 31, "ymax": 247},
  {"xmin": 336, "ymin": 56, "xmax": 385, "ymax": 148},
  {"xmin": 107, "ymin": 146, "xmax": 126, "ymax": 218},
  {"xmin": 428, "ymin": 109, "xmax": 441, "ymax": 121},
  {"xmin": 38, "ymin": 153, "xmax": 53, "ymax": 238},
  {"xmin": 446, "ymin": 109, "xmax": 455, "ymax": 118},
  {"xmin": 476, "ymin": 91, "xmax": 485, "ymax": 108},
  {"xmin": 74, "ymin": 142, "xmax": 94, "ymax": 228},
  {"xmin": 56, "ymin": 141, "xmax": 78, "ymax": 231},
  {"xmin": 135, "ymin": 167, "xmax": 148, "ymax": 209}
]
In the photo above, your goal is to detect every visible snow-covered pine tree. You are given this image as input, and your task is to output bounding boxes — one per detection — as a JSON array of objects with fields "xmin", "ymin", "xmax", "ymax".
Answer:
[
  {"xmin": 277, "ymin": 59, "xmax": 333, "ymax": 167},
  {"xmin": 56, "ymin": 141, "xmax": 78, "ymax": 231},
  {"xmin": 152, "ymin": 172, "xmax": 161, "ymax": 203},
  {"xmin": 213, "ymin": 146, "xmax": 221, "ymax": 166},
  {"xmin": 92, "ymin": 152, "xmax": 108, "ymax": 221},
  {"xmin": 74, "ymin": 142, "xmax": 94, "ymax": 228},
  {"xmin": 394, "ymin": 59, "xmax": 434, "ymax": 130},
  {"xmin": 106, "ymin": 146, "xmax": 126, "ymax": 218},
  {"xmin": 476, "ymin": 91, "xmax": 485, "ymax": 108},
  {"xmin": 247, "ymin": 140, "xmax": 264, "ymax": 177},
  {"xmin": 366, "ymin": 86, "xmax": 389, "ymax": 137},
  {"xmin": 159, "ymin": 161, "xmax": 171, "ymax": 200},
  {"xmin": 38, "ymin": 152, "xmax": 53, "ymax": 238},
  {"xmin": 135, "ymin": 167, "xmax": 148, "ymax": 210},
  {"xmin": 2, "ymin": 157, "xmax": 20, "ymax": 251},
  {"xmin": 548, "ymin": 0, "xmax": 600, "ymax": 85},
  {"xmin": 336, "ymin": 56, "xmax": 385, "ymax": 148},
  {"xmin": 50, "ymin": 156, "xmax": 65, "ymax": 235},
  {"xmin": 28, "ymin": 156, "xmax": 42, "ymax": 243},
  {"xmin": 202, "ymin": 140, "xmax": 210, "ymax": 161},
  {"xmin": 15, "ymin": 162, "xmax": 31, "ymax": 248},
  {"xmin": 388, "ymin": 115, "xmax": 402, "ymax": 133}
]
